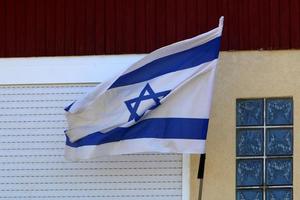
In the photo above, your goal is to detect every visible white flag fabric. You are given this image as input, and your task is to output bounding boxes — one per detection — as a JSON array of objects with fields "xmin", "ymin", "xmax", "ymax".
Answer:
[{"xmin": 65, "ymin": 17, "xmax": 224, "ymax": 160}]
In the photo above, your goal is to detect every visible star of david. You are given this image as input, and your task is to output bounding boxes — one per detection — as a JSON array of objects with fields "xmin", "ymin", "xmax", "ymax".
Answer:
[{"xmin": 125, "ymin": 83, "xmax": 171, "ymax": 122}]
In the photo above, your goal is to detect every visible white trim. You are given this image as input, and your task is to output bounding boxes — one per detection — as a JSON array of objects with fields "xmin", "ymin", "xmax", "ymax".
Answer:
[
  {"xmin": 182, "ymin": 154, "xmax": 191, "ymax": 200},
  {"xmin": 0, "ymin": 55, "xmax": 146, "ymax": 85}
]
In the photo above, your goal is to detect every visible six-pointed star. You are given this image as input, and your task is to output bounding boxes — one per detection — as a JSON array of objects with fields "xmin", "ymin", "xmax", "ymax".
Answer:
[{"xmin": 125, "ymin": 83, "xmax": 171, "ymax": 122}]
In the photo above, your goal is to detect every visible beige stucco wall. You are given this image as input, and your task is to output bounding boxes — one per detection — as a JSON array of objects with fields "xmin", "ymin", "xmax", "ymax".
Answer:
[{"xmin": 190, "ymin": 50, "xmax": 300, "ymax": 200}]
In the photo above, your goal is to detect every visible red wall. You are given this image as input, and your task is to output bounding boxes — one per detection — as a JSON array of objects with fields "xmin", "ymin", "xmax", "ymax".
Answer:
[{"xmin": 0, "ymin": 0, "xmax": 300, "ymax": 57}]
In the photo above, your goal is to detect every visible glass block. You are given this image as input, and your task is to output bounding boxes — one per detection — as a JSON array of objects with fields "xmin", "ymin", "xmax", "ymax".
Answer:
[
  {"xmin": 266, "ymin": 158, "xmax": 293, "ymax": 186},
  {"xmin": 237, "ymin": 129, "xmax": 264, "ymax": 156},
  {"xmin": 237, "ymin": 99, "xmax": 264, "ymax": 126},
  {"xmin": 237, "ymin": 189, "xmax": 263, "ymax": 200},
  {"xmin": 237, "ymin": 159, "xmax": 263, "ymax": 186},
  {"xmin": 266, "ymin": 188, "xmax": 293, "ymax": 200},
  {"xmin": 267, "ymin": 128, "xmax": 293, "ymax": 156},
  {"xmin": 266, "ymin": 98, "xmax": 293, "ymax": 125}
]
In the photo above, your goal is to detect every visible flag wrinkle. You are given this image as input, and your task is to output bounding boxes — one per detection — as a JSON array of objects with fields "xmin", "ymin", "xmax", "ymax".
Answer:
[{"xmin": 64, "ymin": 17, "xmax": 224, "ymax": 160}]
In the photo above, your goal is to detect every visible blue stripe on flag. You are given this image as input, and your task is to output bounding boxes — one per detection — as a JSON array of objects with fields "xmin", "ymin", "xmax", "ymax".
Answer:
[
  {"xmin": 66, "ymin": 118, "xmax": 209, "ymax": 147},
  {"xmin": 110, "ymin": 37, "xmax": 221, "ymax": 89}
]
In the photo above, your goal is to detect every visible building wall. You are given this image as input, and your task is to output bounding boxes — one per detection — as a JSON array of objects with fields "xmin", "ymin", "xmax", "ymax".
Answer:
[
  {"xmin": 0, "ymin": 0, "xmax": 300, "ymax": 57},
  {"xmin": 190, "ymin": 50, "xmax": 300, "ymax": 199}
]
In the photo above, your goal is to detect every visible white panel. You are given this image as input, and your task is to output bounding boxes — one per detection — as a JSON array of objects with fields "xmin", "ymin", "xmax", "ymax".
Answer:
[
  {"xmin": 0, "ymin": 84, "xmax": 183, "ymax": 200},
  {"xmin": 0, "ymin": 55, "xmax": 145, "ymax": 84}
]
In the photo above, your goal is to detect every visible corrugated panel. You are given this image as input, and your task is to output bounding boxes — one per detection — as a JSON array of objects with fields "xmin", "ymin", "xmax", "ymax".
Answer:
[
  {"xmin": 0, "ymin": 84, "xmax": 183, "ymax": 200},
  {"xmin": 25, "ymin": 0, "xmax": 37, "ymax": 57},
  {"xmin": 5, "ymin": 0, "xmax": 16, "ymax": 57},
  {"xmin": 290, "ymin": 0, "xmax": 300, "ymax": 48},
  {"xmin": 95, "ymin": 0, "xmax": 105, "ymax": 54},
  {"xmin": 0, "ymin": 0, "xmax": 6, "ymax": 57},
  {"xmin": 74, "ymin": 0, "xmax": 86, "ymax": 55},
  {"xmin": 64, "ymin": 0, "xmax": 76, "ymax": 56},
  {"xmin": 135, "ymin": 0, "xmax": 146, "ymax": 52},
  {"xmin": 1, "ymin": 0, "xmax": 300, "ymax": 57},
  {"xmin": 104, "ymin": 0, "xmax": 116, "ymax": 54},
  {"xmin": 35, "ymin": 0, "xmax": 46, "ymax": 56},
  {"xmin": 145, "ymin": 0, "xmax": 156, "ymax": 52},
  {"xmin": 86, "ymin": 0, "xmax": 96, "ymax": 55},
  {"xmin": 55, "ymin": 0, "xmax": 65, "ymax": 56}
]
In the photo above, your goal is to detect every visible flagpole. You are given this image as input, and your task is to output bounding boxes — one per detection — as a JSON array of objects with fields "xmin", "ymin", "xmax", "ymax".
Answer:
[
  {"xmin": 198, "ymin": 153, "xmax": 206, "ymax": 200},
  {"xmin": 197, "ymin": 16, "xmax": 223, "ymax": 200}
]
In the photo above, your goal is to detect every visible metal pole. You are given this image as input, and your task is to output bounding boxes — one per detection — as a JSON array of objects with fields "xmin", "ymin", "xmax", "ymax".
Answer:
[
  {"xmin": 199, "ymin": 178, "xmax": 204, "ymax": 200},
  {"xmin": 198, "ymin": 154, "xmax": 206, "ymax": 200}
]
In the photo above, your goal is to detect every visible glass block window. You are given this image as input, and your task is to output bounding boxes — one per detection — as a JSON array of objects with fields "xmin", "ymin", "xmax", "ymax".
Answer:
[{"xmin": 236, "ymin": 98, "xmax": 293, "ymax": 200}]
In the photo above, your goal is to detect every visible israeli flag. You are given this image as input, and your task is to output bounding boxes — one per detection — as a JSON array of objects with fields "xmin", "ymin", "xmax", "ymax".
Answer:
[{"xmin": 65, "ymin": 17, "xmax": 224, "ymax": 160}]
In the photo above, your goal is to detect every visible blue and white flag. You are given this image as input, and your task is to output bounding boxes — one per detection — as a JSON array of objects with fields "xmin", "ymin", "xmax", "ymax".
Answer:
[{"xmin": 65, "ymin": 17, "xmax": 223, "ymax": 160}]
